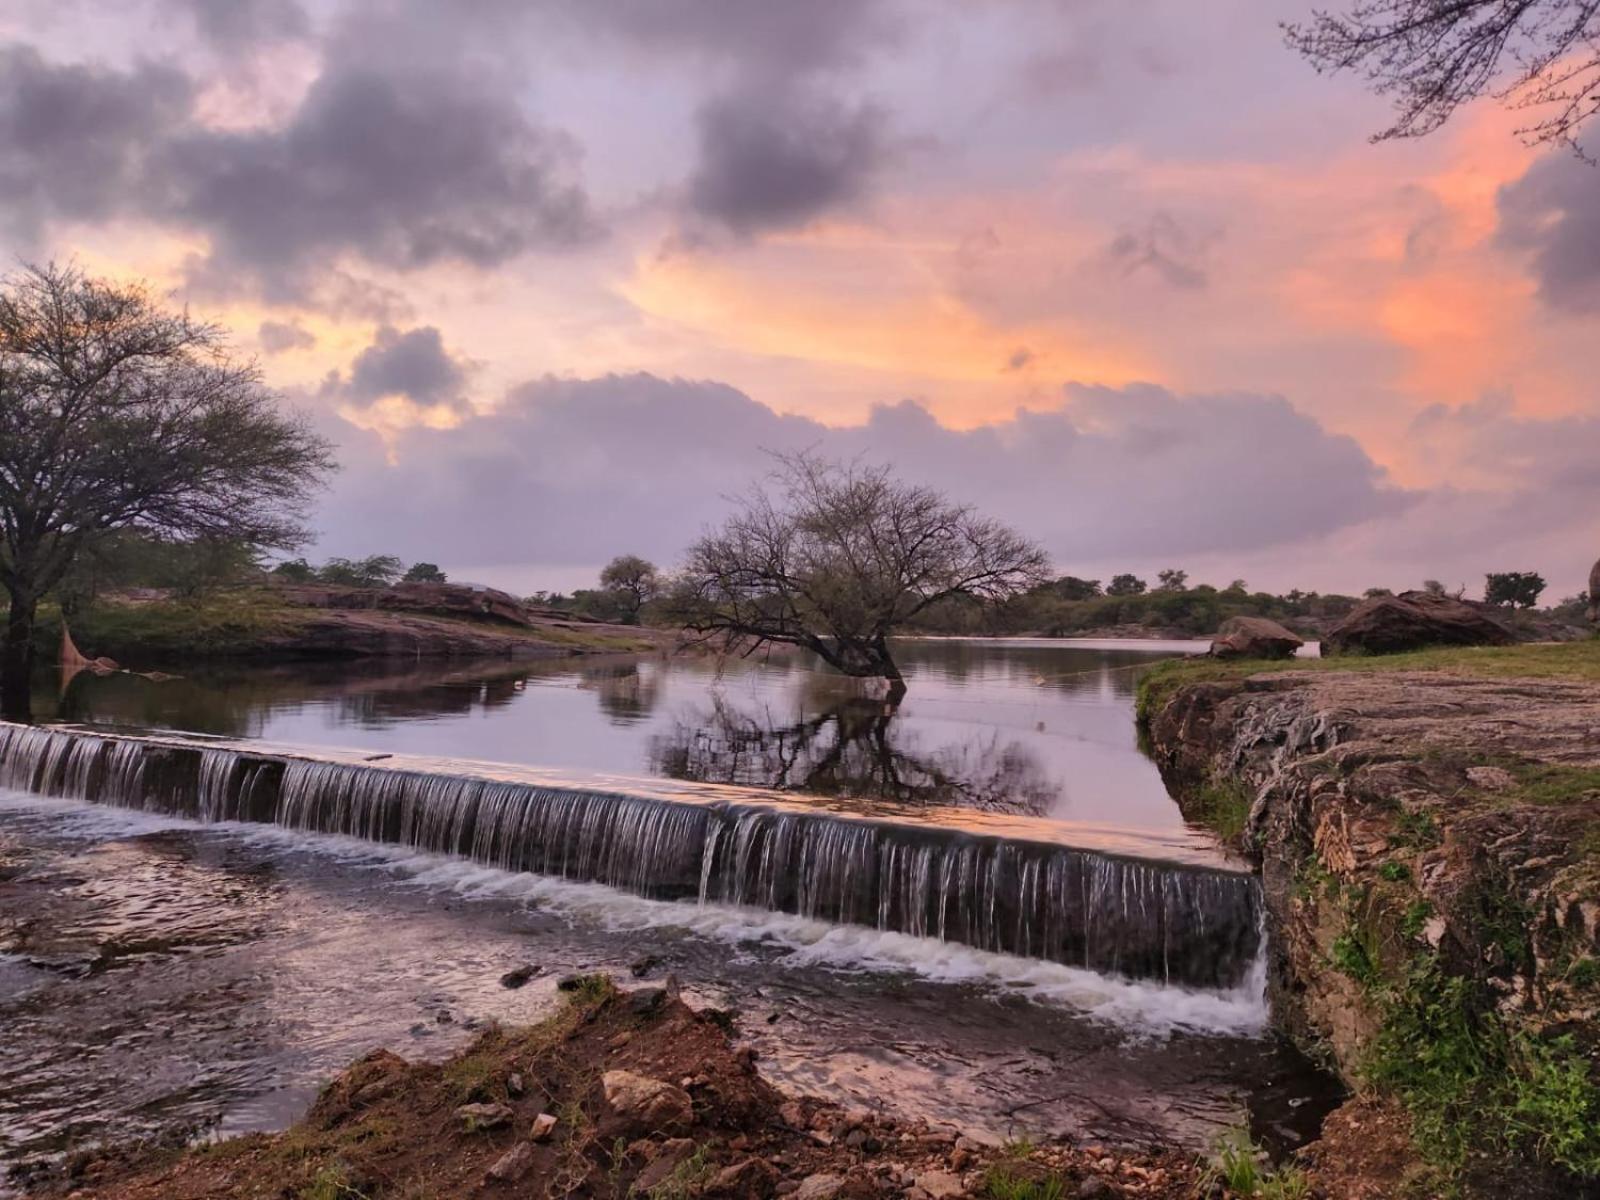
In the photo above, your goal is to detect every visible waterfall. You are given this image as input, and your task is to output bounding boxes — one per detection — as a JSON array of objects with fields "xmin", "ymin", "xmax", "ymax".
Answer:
[{"xmin": 0, "ymin": 723, "xmax": 1263, "ymax": 989}]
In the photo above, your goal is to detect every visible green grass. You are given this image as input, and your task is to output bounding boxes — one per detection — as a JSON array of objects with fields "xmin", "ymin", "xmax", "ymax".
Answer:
[
  {"xmin": 1136, "ymin": 640, "xmax": 1600, "ymax": 724},
  {"xmin": 1199, "ymin": 1130, "xmax": 1313, "ymax": 1199},
  {"xmin": 1367, "ymin": 955, "xmax": 1600, "ymax": 1181},
  {"xmin": 1193, "ymin": 777, "xmax": 1253, "ymax": 844},
  {"xmin": 34, "ymin": 591, "xmax": 309, "ymax": 662},
  {"xmin": 980, "ymin": 1164, "xmax": 1067, "ymax": 1200}
]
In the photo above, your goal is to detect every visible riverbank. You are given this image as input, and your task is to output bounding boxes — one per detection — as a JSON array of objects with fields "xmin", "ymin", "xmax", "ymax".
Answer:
[
  {"xmin": 1140, "ymin": 642, "xmax": 1600, "ymax": 1197},
  {"xmin": 31, "ymin": 589, "xmax": 664, "ymax": 668},
  {"xmin": 36, "ymin": 979, "xmax": 1215, "ymax": 1200}
]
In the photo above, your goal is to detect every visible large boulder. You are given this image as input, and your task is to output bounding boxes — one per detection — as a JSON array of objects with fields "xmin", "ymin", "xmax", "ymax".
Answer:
[
  {"xmin": 1588, "ymin": 558, "xmax": 1600, "ymax": 624},
  {"xmin": 1324, "ymin": 590, "xmax": 1513, "ymax": 656},
  {"xmin": 1209, "ymin": 616, "xmax": 1303, "ymax": 660}
]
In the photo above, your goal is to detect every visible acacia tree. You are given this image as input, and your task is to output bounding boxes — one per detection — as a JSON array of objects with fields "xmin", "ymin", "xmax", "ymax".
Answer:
[
  {"xmin": 599, "ymin": 554, "xmax": 660, "ymax": 622},
  {"xmin": 1285, "ymin": 0, "xmax": 1600, "ymax": 149},
  {"xmin": 670, "ymin": 453, "xmax": 1049, "ymax": 701},
  {"xmin": 0, "ymin": 264, "xmax": 334, "ymax": 718}
]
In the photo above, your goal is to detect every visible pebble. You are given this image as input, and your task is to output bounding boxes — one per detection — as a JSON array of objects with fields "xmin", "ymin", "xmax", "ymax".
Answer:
[
  {"xmin": 530, "ymin": 1112, "xmax": 557, "ymax": 1141},
  {"xmin": 454, "ymin": 1101, "xmax": 513, "ymax": 1132},
  {"xmin": 484, "ymin": 1141, "xmax": 533, "ymax": 1183}
]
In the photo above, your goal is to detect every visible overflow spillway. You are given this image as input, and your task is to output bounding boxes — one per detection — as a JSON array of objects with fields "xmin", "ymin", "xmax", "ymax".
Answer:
[{"xmin": 0, "ymin": 722, "xmax": 1262, "ymax": 989}]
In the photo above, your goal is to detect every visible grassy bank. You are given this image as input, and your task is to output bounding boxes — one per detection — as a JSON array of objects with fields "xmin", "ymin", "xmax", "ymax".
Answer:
[
  {"xmin": 21, "ymin": 591, "xmax": 660, "ymax": 666},
  {"xmin": 1136, "ymin": 638, "xmax": 1600, "ymax": 724}
]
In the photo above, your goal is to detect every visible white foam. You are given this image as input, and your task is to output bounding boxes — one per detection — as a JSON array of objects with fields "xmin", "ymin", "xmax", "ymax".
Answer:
[{"xmin": 0, "ymin": 790, "xmax": 1268, "ymax": 1037}]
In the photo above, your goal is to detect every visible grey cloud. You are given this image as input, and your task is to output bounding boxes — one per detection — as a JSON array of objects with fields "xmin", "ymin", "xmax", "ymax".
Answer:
[
  {"xmin": 158, "ymin": 63, "xmax": 600, "ymax": 298},
  {"xmin": 184, "ymin": 0, "xmax": 309, "ymax": 48},
  {"xmin": 312, "ymin": 362, "xmax": 1410, "ymax": 571},
  {"xmin": 1107, "ymin": 214, "xmax": 1210, "ymax": 290},
  {"xmin": 343, "ymin": 326, "xmax": 470, "ymax": 406},
  {"xmin": 258, "ymin": 319, "xmax": 316, "ymax": 353},
  {"xmin": 0, "ymin": 45, "xmax": 192, "ymax": 242},
  {"xmin": 1497, "ymin": 143, "xmax": 1600, "ymax": 311},
  {"xmin": 687, "ymin": 84, "xmax": 889, "ymax": 235}
]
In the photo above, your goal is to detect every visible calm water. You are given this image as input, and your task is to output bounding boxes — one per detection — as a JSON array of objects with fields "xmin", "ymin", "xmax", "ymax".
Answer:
[
  {"xmin": 36, "ymin": 638, "xmax": 1209, "ymax": 832},
  {"xmin": 2, "ymin": 639, "xmax": 1344, "ymax": 1188}
]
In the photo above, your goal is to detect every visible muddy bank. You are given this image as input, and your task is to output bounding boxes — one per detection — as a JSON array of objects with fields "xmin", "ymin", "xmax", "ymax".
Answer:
[
  {"xmin": 37, "ymin": 980, "xmax": 1213, "ymax": 1200},
  {"xmin": 1143, "ymin": 664, "xmax": 1600, "ymax": 1196}
]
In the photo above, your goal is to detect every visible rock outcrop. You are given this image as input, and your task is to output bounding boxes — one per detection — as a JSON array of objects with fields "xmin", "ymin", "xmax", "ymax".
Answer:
[
  {"xmin": 1208, "ymin": 615, "xmax": 1304, "ymax": 660},
  {"xmin": 1589, "ymin": 558, "xmax": 1600, "ymax": 624},
  {"xmin": 1323, "ymin": 589, "xmax": 1514, "ymax": 656},
  {"xmin": 1144, "ymin": 667, "xmax": 1600, "ymax": 1194}
]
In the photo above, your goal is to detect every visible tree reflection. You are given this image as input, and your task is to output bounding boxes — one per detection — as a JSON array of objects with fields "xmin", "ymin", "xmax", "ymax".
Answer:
[{"xmin": 648, "ymin": 692, "xmax": 1054, "ymax": 813}]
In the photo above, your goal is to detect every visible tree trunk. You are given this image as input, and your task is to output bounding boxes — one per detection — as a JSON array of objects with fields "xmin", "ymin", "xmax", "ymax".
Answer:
[
  {"xmin": 0, "ymin": 583, "xmax": 37, "ymax": 722},
  {"xmin": 874, "ymin": 635, "xmax": 907, "ymax": 706}
]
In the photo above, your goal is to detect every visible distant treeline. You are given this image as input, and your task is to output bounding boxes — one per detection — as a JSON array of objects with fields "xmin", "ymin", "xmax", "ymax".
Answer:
[{"xmin": 900, "ymin": 570, "xmax": 1587, "ymax": 638}]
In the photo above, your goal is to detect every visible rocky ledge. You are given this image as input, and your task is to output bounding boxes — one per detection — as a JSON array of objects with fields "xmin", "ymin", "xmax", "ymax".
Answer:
[{"xmin": 1144, "ymin": 666, "xmax": 1600, "ymax": 1197}]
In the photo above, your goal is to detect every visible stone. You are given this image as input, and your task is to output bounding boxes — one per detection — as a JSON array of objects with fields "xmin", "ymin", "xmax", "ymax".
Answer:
[
  {"xmin": 530, "ymin": 1111, "xmax": 557, "ymax": 1141},
  {"xmin": 1208, "ymin": 615, "xmax": 1304, "ymax": 660},
  {"xmin": 506, "ymin": 1072, "xmax": 525, "ymax": 1097},
  {"xmin": 629, "ymin": 954, "xmax": 661, "ymax": 977},
  {"xmin": 1324, "ymin": 590, "xmax": 1514, "ymax": 656},
  {"xmin": 1589, "ymin": 558, "xmax": 1600, "ymax": 624},
  {"xmin": 706, "ymin": 1156, "xmax": 779, "ymax": 1198},
  {"xmin": 484, "ymin": 1141, "xmax": 534, "ymax": 1183},
  {"xmin": 627, "ymin": 986, "xmax": 667, "ymax": 1016},
  {"xmin": 1077, "ymin": 1177, "xmax": 1119, "ymax": 1199},
  {"xmin": 915, "ymin": 1170, "xmax": 965, "ymax": 1199},
  {"xmin": 792, "ymin": 1174, "xmax": 844, "ymax": 1200},
  {"xmin": 499, "ymin": 964, "xmax": 537, "ymax": 989},
  {"xmin": 600, "ymin": 1069, "xmax": 693, "ymax": 1134},
  {"xmin": 1466, "ymin": 765, "xmax": 1517, "ymax": 791},
  {"xmin": 455, "ymin": 1102, "xmax": 513, "ymax": 1132}
]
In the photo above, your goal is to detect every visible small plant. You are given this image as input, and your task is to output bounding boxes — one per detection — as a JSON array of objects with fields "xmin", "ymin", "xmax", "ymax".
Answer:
[
  {"xmin": 299, "ymin": 1167, "xmax": 370, "ymax": 1200},
  {"xmin": 1378, "ymin": 861, "xmax": 1410, "ymax": 883},
  {"xmin": 1200, "ymin": 1130, "xmax": 1313, "ymax": 1199},
  {"xmin": 643, "ymin": 1145, "xmax": 713, "ymax": 1199},
  {"xmin": 1195, "ymin": 778, "xmax": 1253, "ymax": 844},
  {"xmin": 980, "ymin": 1165, "xmax": 1067, "ymax": 1200}
]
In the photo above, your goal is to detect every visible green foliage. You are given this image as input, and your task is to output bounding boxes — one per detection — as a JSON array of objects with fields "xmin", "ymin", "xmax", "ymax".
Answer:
[
  {"xmin": 1484, "ymin": 571, "xmax": 1547, "ymax": 609},
  {"xmin": 1368, "ymin": 956, "xmax": 1600, "ymax": 1180},
  {"xmin": 1379, "ymin": 861, "xmax": 1411, "ymax": 883},
  {"xmin": 316, "ymin": 555, "xmax": 404, "ymax": 588},
  {"xmin": 401, "ymin": 561, "xmax": 447, "ymax": 583},
  {"xmin": 1331, "ymin": 918, "xmax": 1382, "ymax": 987},
  {"xmin": 33, "ymin": 591, "xmax": 304, "ymax": 663},
  {"xmin": 1199, "ymin": 1129, "xmax": 1313, "ymax": 1199},
  {"xmin": 1567, "ymin": 958, "xmax": 1600, "ymax": 990},
  {"xmin": 1105, "ymin": 573, "xmax": 1147, "ymax": 596},
  {"xmin": 980, "ymin": 1165, "xmax": 1067, "ymax": 1200},
  {"xmin": 1194, "ymin": 778, "xmax": 1253, "ymax": 844}
]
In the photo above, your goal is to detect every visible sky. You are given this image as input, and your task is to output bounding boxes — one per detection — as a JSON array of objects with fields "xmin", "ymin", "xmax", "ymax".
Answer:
[{"xmin": 3, "ymin": 0, "xmax": 1598, "ymax": 597}]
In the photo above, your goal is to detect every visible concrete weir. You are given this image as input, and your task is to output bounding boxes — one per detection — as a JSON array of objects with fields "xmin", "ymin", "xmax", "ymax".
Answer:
[{"xmin": 0, "ymin": 721, "xmax": 1262, "ymax": 989}]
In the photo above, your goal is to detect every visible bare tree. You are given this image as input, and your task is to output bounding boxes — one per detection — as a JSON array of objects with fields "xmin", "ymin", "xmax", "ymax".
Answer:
[
  {"xmin": 669, "ymin": 453, "xmax": 1049, "ymax": 702},
  {"xmin": 1285, "ymin": 0, "xmax": 1600, "ymax": 150},
  {"xmin": 0, "ymin": 264, "xmax": 334, "ymax": 718}
]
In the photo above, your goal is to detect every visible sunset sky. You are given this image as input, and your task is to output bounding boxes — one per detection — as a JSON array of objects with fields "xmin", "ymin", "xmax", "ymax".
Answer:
[{"xmin": 4, "ymin": 0, "xmax": 1598, "ymax": 596}]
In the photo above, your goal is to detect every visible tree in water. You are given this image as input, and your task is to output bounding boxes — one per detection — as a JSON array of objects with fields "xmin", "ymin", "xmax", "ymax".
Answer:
[
  {"xmin": 1285, "ymin": 0, "xmax": 1600, "ymax": 150},
  {"xmin": 670, "ymin": 453, "xmax": 1048, "ymax": 702},
  {"xmin": 0, "ymin": 264, "xmax": 334, "ymax": 719}
]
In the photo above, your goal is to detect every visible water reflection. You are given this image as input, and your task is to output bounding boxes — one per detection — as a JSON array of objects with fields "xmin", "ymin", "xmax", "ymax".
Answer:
[{"xmin": 32, "ymin": 638, "xmax": 1209, "ymax": 832}]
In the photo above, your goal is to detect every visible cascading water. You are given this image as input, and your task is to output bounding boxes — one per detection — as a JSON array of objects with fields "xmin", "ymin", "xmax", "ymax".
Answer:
[{"xmin": 0, "ymin": 722, "xmax": 1263, "ymax": 989}]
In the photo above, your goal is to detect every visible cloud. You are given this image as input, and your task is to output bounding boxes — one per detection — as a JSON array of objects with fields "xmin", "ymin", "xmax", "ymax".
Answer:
[
  {"xmin": 686, "ymin": 84, "xmax": 890, "ymax": 235},
  {"xmin": 183, "ymin": 0, "xmax": 309, "ymax": 49},
  {"xmin": 258, "ymin": 318, "xmax": 316, "ymax": 353},
  {"xmin": 158, "ymin": 62, "xmax": 600, "ymax": 298},
  {"xmin": 311, "ymin": 362, "xmax": 1413, "ymax": 577},
  {"xmin": 1497, "ymin": 143, "xmax": 1600, "ymax": 312},
  {"xmin": 1105, "ymin": 214, "xmax": 1211, "ymax": 290},
  {"xmin": 0, "ymin": 45, "xmax": 192, "ymax": 243},
  {"xmin": 319, "ymin": 325, "xmax": 475, "ymax": 440}
]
